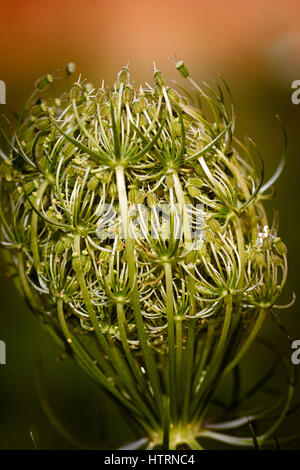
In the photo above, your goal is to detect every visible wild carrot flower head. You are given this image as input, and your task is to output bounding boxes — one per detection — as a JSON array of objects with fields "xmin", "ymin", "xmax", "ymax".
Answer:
[{"xmin": 0, "ymin": 62, "xmax": 293, "ymax": 449}]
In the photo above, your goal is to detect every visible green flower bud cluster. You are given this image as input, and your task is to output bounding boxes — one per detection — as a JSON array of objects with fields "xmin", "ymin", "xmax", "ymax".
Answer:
[{"xmin": 0, "ymin": 61, "xmax": 292, "ymax": 449}]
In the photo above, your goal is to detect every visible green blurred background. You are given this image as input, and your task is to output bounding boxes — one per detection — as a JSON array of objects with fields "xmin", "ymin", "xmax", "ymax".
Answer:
[{"xmin": 0, "ymin": 0, "xmax": 300, "ymax": 449}]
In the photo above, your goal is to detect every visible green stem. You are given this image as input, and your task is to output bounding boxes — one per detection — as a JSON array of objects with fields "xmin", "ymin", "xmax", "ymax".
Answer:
[
  {"xmin": 223, "ymin": 308, "xmax": 266, "ymax": 377},
  {"xmin": 56, "ymin": 298, "xmax": 144, "ymax": 421},
  {"xmin": 115, "ymin": 165, "xmax": 163, "ymax": 419},
  {"xmin": 164, "ymin": 261, "xmax": 177, "ymax": 423},
  {"xmin": 116, "ymin": 302, "xmax": 156, "ymax": 410},
  {"xmin": 192, "ymin": 322, "xmax": 214, "ymax": 395},
  {"xmin": 191, "ymin": 295, "xmax": 233, "ymax": 419},
  {"xmin": 73, "ymin": 234, "xmax": 158, "ymax": 429},
  {"xmin": 182, "ymin": 319, "xmax": 195, "ymax": 424},
  {"xmin": 30, "ymin": 179, "xmax": 49, "ymax": 273},
  {"xmin": 172, "ymin": 170, "xmax": 196, "ymax": 424},
  {"xmin": 175, "ymin": 319, "xmax": 182, "ymax": 400}
]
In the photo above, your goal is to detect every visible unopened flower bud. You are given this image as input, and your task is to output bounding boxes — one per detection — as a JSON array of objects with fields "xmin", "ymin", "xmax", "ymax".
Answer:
[
  {"xmin": 154, "ymin": 70, "xmax": 165, "ymax": 88},
  {"xmin": 56, "ymin": 239, "xmax": 66, "ymax": 255},
  {"xmin": 70, "ymin": 84, "xmax": 82, "ymax": 102},
  {"xmin": 176, "ymin": 61, "xmax": 190, "ymax": 78},
  {"xmin": 88, "ymin": 176, "xmax": 99, "ymax": 191},
  {"xmin": 139, "ymin": 96, "xmax": 148, "ymax": 111},
  {"xmin": 274, "ymin": 239, "xmax": 287, "ymax": 256},
  {"xmin": 132, "ymin": 101, "xmax": 141, "ymax": 114},
  {"xmin": 187, "ymin": 185, "xmax": 201, "ymax": 198},
  {"xmin": 123, "ymin": 86, "xmax": 134, "ymax": 104},
  {"xmin": 187, "ymin": 177, "xmax": 203, "ymax": 188},
  {"xmin": 72, "ymin": 254, "xmax": 81, "ymax": 272},
  {"xmin": 255, "ymin": 252, "xmax": 265, "ymax": 267},
  {"xmin": 66, "ymin": 62, "xmax": 76, "ymax": 75},
  {"xmin": 147, "ymin": 193, "xmax": 158, "ymax": 206},
  {"xmin": 108, "ymin": 182, "xmax": 117, "ymax": 198},
  {"xmin": 135, "ymin": 191, "xmax": 145, "ymax": 204},
  {"xmin": 118, "ymin": 66, "xmax": 129, "ymax": 85},
  {"xmin": 35, "ymin": 74, "xmax": 53, "ymax": 91},
  {"xmin": 84, "ymin": 83, "xmax": 94, "ymax": 93},
  {"xmin": 96, "ymin": 89, "xmax": 106, "ymax": 105},
  {"xmin": 36, "ymin": 116, "xmax": 50, "ymax": 130}
]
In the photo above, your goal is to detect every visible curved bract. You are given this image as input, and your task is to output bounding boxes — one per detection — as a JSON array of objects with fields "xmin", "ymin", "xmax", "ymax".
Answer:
[{"xmin": 0, "ymin": 61, "xmax": 294, "ymax": 449}]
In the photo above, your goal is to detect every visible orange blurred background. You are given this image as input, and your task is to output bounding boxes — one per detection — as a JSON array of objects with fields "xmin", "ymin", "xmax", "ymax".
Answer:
[{"xmin": 1, "ymin": 0, "xmax": 300, "ymax": 90}]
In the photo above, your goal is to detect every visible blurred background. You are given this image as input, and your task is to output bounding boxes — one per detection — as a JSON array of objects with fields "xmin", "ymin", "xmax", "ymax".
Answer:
[{"xmin": 0, "ymin": 0, "xmax": 300, "ymax": 449}]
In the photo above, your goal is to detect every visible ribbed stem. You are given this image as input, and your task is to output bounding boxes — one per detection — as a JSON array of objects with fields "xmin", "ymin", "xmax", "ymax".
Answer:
[
  {"xmin": 164, "ymin": 261, "xmax": 177, "ymax": 423},
  {"xmin": 191, "ymin": 295, "xmax": 233, "ymax": 419},
  {"xmin": 172, "ymin": 170, "xmax": 196, "ymax": 424},
  {"xmin": 223, "ymin": 308, "xmax": 266, "ymax": 377},
  {"xmin": 115, "ymin": 165, "xmax": 163, "ymax": 420}
]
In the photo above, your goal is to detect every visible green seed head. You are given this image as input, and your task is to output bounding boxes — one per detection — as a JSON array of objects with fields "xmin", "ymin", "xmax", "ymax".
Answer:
[{"xmin": 0, "ymin": 61, "xmax": 291, "ymax": 445}]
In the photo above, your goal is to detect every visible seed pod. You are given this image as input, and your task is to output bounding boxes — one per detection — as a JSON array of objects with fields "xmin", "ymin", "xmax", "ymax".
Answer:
[
  {"xmin": 35, "ymin": 74, "xmax": 53, "ymax": 91},
  {"xmin": 274, "ymin": 239, "xmax": 287, "ymax": 256},
  {"xmin": 147, "ymin": 193, "xmax": 158, "ymax": 206},
  {"xmin": 98, "ymin": 171, "xmax": 110, "ymax": 184},
  {"xmin": 86, "ymin": 100, "xmax": 97, "ymax": 116},
  {"xmin": 213, "ymin": 237, "xmax": 223, "ymax": 252},
  {"xmin": 83, "ymin": 256, "xmax": 92, "ymax": 274},
  {"xmin": 247, "ymin": 246, "xmax": 257, "ymax": 263},
  {"xmin": 207, "ymin": 217, "xmax": 221, "ymax": 233},
  {"xmin": 123, "ymin": 86, "xmax": 134, "ymax": 104},
  {"xmin": 187, "ymin": 185, "xmax": 201, "ymax": 198},
  {"xmin": 71, "ymin": 252, "xmax": 81, "ymax": 271},
  {"xmin": 147, "ymin": 104, "xmax": 156, "ymax": 120},
  {"xmin": 168, "ymin": 89, "xmax": 180, "ymax": 103},
  {"xmin": 63, "ymin": 142, "xmax": 76, "ymax": 158},
  {"xmin": 264, "ymin": 238, "xmax": 272, "ymax": 250},
  {"xmin": 56, "ymin": 239, "xmax": 66, "ymax": 255},
  {"xmin": 84, "ymin": 83, "xmax": 94, "ymax": 93},
  {"xmin": 108, "ymin": 182, "xmax": 117, "ymax": 198},
  {"xmin": 139, "ymin": 114, "xmax": 147, "ymax": 127},
  {"xmin": 255, "ymin": 251, "xmax": 265, "ymax": 267},
  {"xmin": 187, "ymin": 177, "xmax": 203, "ymax": 188},
  {"xmin": 100, "ymin": 102, "xmax": 110, "ymax": 118},
  {"xmin": 66, "ymin": 62, "xmax": 76, "ymax": 75},
  {"xmin": 139, "ymin": 96, "xmax": 148, "ymax": 111},
  {"xmin": 204, "ymin": 228, "xmax": 214, "ymax": 243},
  {"xmin": 118, "ymin": 66, "xmax": 129, "ymax": 85},
  {"xmin": 271, "ymin": 254, "xmax": 283, "ymax": 266},
  {"xmin": 24, "ymin": 181, "xmax": 36, "ymax": 194},
  {"xmin": 88, "ymin": 176, "xmax": 99, "ymax": 191},
  {"xmin": 96, "ymin": 89, "xmax": 106, "ymax": 105},
  {"xmin": 174, "ymin": 122, "xmax": 182, "ymax": 135},
  {"xmin": 70, "ymin": 84, "xmax": 82, "ymax": 102},
  {"xmin": 176, "ymin": 61, "xmax": 190, "ymax": 78},
  {"xmin": 65, "ymin": 236, "xmax": 73, "ymax": 250},
  {"xmin": 36, "ymin": 116, "xmax": 50, "ymax": 130},
  {"xmin": 154, "ymin": 70, "xmax": 165, "ymax": 88},
  {"xmin": 132, "ymin": 101, "xmax": 141, "ymax": 114},
  {"xmin": 111, "ymin": 92, "xmax": 118, "ymax": 107}
]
